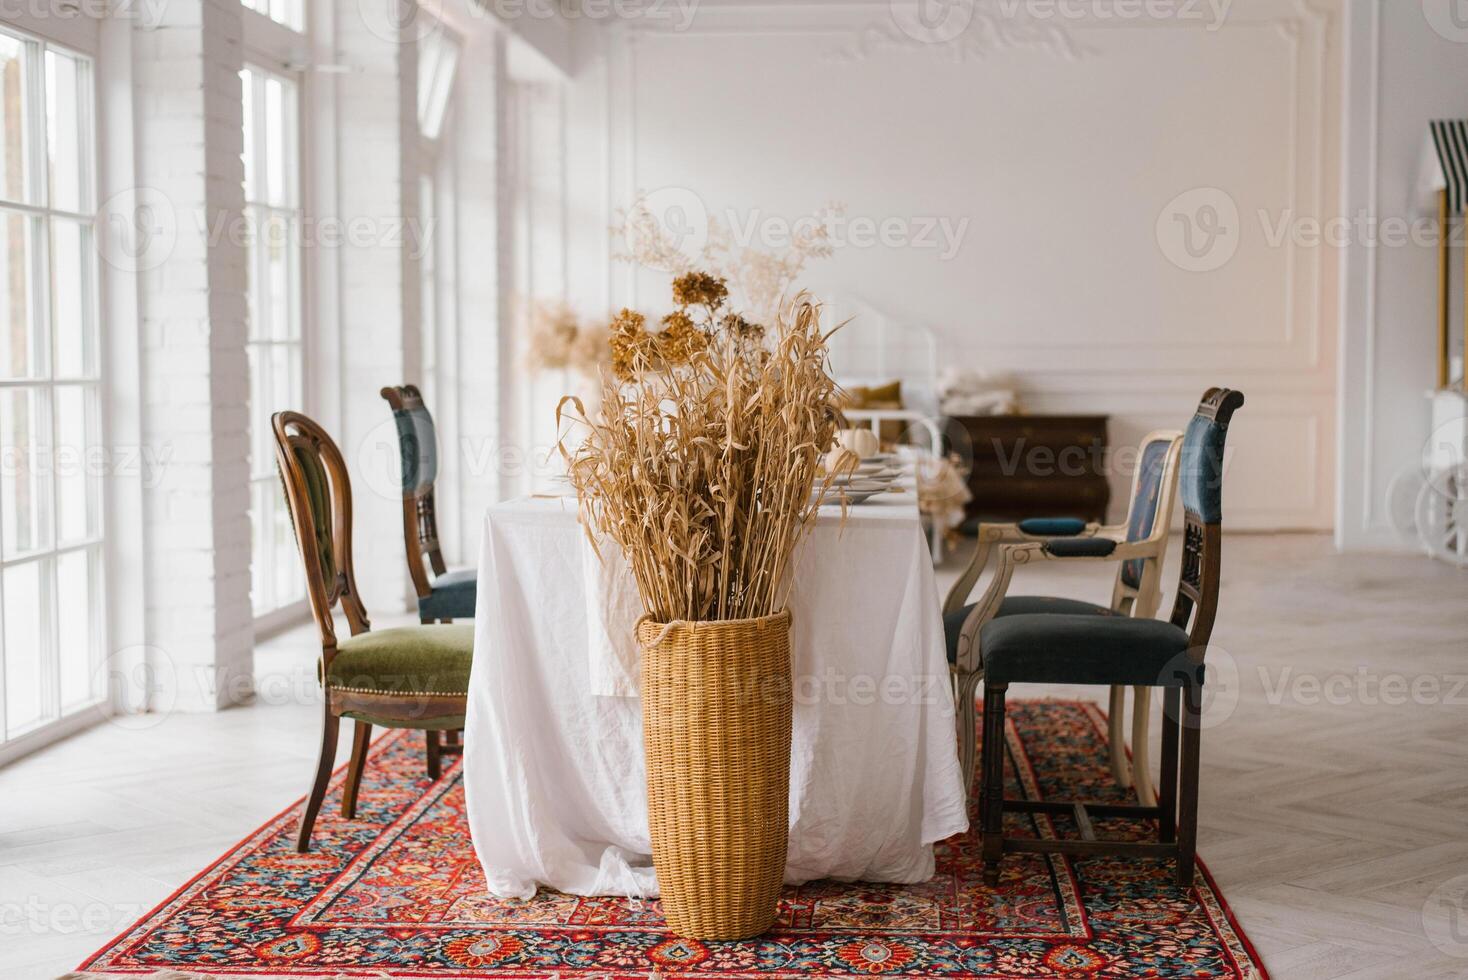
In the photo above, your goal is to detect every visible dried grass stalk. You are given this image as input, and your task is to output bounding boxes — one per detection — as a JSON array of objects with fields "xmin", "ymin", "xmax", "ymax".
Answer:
[{"xmin": 558, "ymin": 293, "xmax": 844, "ymax": 623}]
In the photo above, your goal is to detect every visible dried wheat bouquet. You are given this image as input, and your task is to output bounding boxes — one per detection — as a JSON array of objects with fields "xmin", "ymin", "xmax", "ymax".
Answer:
[{"xmin": 558, "ymin": 279, "xmax": 843, "ymax": 623}]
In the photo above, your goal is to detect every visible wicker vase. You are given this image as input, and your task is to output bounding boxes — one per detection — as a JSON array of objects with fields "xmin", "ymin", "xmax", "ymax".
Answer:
[{"xmin": 637, "ymin": 610, "xmax": 794, "ymax": 940}]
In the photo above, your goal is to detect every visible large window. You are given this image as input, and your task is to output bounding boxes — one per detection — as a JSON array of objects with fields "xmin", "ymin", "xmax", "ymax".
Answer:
[
  {"xmin": 417, "ymin": 28, "xmax": 460, "ymax": 412},
  {"xmin": 241, "ymin": 65, "xmax": 304, "ymax": 619},
  {"xmin": 241, "ymin": 0, "xmax": 304, "ymax": 32},
  {"xmin": 0, "ymin": 27, "xmax": 102, "ymax": 746}
]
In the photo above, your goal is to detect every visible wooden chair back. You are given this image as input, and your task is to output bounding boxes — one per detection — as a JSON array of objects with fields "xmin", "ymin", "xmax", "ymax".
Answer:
[
  {"xmin": 380, "ymin": 385, "xmax": 447, "ymax": 600},
  {"xmin": 1168, "ymin": 388, "xmax": 1246, "ymax": 655},
  {"xmin": 272, "ymin": 411, "xmax": 371, "ymax": 657},
  {"xmin": 1109, "ymin": 428, "xmax": 1185, "ymax": 617}
]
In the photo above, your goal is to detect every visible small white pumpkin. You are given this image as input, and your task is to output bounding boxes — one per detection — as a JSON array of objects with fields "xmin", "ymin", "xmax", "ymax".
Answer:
[
  {"xmin": 838, "ymin": 427, "xmax": 881, "ymax": 459},
  {"xmin": 824, "ymin": 447, "xmax": 861, "ymax": 476}
]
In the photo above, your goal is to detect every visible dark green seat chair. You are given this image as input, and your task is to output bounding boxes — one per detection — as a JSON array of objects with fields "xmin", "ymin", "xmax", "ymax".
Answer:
[
  {"xmin": 381, "ymin": 385, "xmax": 477, "ymax": 623},
  {"xmin": 274, "ymin": 410, "xmax": 473, "ymax": 853},
  {"xmin": 944, "ymin": 429, "xmax": 1185, "ymax": 801},
  {"xmin": 977, "ymin": 388, "xmax": 1244, "ymax": 890}
]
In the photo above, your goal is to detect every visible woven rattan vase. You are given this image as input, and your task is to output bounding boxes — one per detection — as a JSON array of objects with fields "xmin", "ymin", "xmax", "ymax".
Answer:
[{"xmin": 637, "ymin": 609, "xmax": 794, "ymax": 940}]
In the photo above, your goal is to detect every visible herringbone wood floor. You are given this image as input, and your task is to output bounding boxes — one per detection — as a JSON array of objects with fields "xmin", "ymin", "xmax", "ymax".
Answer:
[{"xmin": 1, "ymin": 534, "xmax": 1464, "ymax": 979}]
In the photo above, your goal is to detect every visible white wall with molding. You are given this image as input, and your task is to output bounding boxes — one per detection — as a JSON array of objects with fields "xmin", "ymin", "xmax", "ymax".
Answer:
[
  {"xmin": 563, "ymin": 0, "xmax": 1342, "ymax": 530},
  {"xmin": 1337, "ymin": 0, "xmax": 1468, "ymax": 552}
]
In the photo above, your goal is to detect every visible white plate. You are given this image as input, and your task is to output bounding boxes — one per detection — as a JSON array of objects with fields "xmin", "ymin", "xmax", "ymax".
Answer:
[
  {"xmin": 830, "ymin": 468, "xmax": 899, "ymax": 484},
  {"xmin": 813, "ymin": 480, "xmax": 891, "ymax": 506}
]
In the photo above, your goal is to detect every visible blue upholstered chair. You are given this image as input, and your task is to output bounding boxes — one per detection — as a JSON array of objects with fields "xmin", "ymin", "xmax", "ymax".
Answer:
[
  {"xmin": 975, "ymin": 388, "xmax": 1243, "ymax": 889},
  {"xmin": 381, "ymin": 386, "xmax": 477, "ymax": 623},
  {"xmin": 944, "ymin": 428, "xmax": 1185, "ymax": 803}
]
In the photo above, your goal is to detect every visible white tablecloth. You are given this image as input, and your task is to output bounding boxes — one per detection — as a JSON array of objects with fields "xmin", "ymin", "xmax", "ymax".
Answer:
[{"xmin": 462, "ymin": 482, "xmax": 968, "ymax": 899}]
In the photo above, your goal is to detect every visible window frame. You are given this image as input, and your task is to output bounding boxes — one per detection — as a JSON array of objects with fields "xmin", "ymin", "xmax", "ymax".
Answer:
[
  {"xmin": 240, "ymin": 58, "xmax": 310, "ymax": 630},
  {"xmin": 0, "ymin": 17, "xmax": 107, "ymax": 758},
  {"xmin": 240, "ymin": 7, "xmax": 315, "ymax": 637},
  {"xmin": 415, "ymin": 20, "xmax": 464, "ymax": 564}
]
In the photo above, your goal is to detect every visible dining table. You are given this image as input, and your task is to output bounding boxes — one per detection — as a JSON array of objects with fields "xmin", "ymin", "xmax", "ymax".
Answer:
[{"xmin": 462, "ymin": 466, "xmax": 969, "ymax": 900}]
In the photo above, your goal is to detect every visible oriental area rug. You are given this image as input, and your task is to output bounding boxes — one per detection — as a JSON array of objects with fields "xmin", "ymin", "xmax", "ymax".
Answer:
[{"xmin": 75, "ymin": 701, "xmax": 1267, "ymax": 979}]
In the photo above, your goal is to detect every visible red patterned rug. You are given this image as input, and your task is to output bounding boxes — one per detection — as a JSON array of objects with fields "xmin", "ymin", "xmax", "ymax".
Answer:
[{"xmin": 78, "ymin": 701, "xmax": 1267, "ymax": 979}]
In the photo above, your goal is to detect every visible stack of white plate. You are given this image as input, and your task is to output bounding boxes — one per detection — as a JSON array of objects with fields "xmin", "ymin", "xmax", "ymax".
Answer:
[{"xmin": 813, "ymin": 453, "xmax": 903, "ymax": 506}]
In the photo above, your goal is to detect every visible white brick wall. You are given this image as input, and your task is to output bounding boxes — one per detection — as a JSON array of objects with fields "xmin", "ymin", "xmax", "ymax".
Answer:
[
  {"xmin": 453, "ymin": 29, "xmax": 506, "ymax": 538},
  {"xmin": 133, "ymin": 0, "xmax": 253, "ymax": 713},
  {"xmin": 334, "ymin": 0, "xmax": 421, "ymax": 616},
  {"xmin": 113, "ymin": 0, "xmax": 525, "ymax": 717}
]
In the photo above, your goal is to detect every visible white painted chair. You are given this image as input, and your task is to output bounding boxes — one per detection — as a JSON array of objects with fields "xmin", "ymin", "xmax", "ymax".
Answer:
[
  {"xmin": 826, "ymin": 296, "xmax": 950, "ymax": 555},
  {"xmin": 942, "ymin": 429, "xmax": 1184, "ymax": 805}
]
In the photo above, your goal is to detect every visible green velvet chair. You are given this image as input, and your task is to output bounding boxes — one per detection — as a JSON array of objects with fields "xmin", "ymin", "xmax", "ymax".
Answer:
[
  {"xmin": 380, "ymin": 385, "xmax": 477, "ymax": 623},
  {"xmin": 975, "ymin": 388, "xmax": 1244, "ymax": 889},
  {"xmin": 273, "ymin": 410, "xmax": 474, "ymax": 853}
]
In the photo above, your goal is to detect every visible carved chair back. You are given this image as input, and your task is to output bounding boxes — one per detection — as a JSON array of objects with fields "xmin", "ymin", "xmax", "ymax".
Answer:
[
  {"xmin": 1167, "ymin": 388, "xmax": 1245, "ymax": 660},
  {"xmin": 380, "ymin": 385, "xmax": 447, "ymax": 600},
  {"xmin": 273, "ymin": 411, "xmax": 372, "ymax": 661}
]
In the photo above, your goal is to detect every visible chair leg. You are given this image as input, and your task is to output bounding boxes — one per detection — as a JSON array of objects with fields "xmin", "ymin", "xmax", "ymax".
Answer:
[
  {"xmin": 956, "ymin": 672, "xmax": 983, "ymax": 798},
  {"xmin": 1176, "ymin": 680, "xmax": 1202, "ymax": 889},
  {"xmin": 1158, "ymin": 687, "xmax": 1180, "ymax": 845},
  {"xmin": 426, "ymin": 729, "xmax": 443, "ymax": 780},
  {"xmin": 1130, "ymin": 686, "xmax": 1156, "ymax": 806},
  {"xmin": 296, "ymin": 707, "xmax": 341, "ymax": 853},
  {"xmin": 444, "ymin": 729, "xmax": 461, "ymax": 747},
  {"xmin": 980, "ymin": 684, "xmax": 1008, "ymax": 887},
  {"xmin": 1107, "ymin": 685, "xmax": 1132, "ymax": 788},
  {"xmin": 341, "ymin": 721, "xmax": 372, "ymax": 819}
]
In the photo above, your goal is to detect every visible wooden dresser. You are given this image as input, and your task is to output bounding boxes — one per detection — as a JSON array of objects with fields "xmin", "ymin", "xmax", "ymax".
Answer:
[{"xmin": 950, "ymin": 414, "xmax": 1111, "ymax": 525}]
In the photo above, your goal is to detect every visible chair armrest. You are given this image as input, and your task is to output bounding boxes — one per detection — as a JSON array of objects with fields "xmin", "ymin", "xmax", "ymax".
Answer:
[
  {"xmin": 1017, "ymin": 517, "xmax": 1089, "ymax": 536},
  {"xmin": 941, "ymin": 519, "xmax": 1105, "ymax": 614},
  {"xmin": 1043, "ymin": 538, "xmax": 1117, "ymax": 558},
  {"xmin": 1011, "ymin": 539, "xmax": 1157, "ymax": 565}
]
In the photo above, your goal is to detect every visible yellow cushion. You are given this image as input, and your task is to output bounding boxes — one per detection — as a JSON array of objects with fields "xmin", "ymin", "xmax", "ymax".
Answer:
[{"xmin": 843, "ymin": 380, "xmax": 904, "ymax": 410}]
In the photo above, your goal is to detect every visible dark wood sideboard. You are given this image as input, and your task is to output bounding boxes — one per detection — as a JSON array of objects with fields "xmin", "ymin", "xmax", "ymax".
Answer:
[{"xmin": 949, "ymin": 415, "xmax": 1111, "ymax": 527}]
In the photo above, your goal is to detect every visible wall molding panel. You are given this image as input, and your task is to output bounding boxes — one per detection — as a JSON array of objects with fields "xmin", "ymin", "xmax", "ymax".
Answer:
[{"xmin": 573, "ymin": 0, "xmax": 1343, "ymax": 529}]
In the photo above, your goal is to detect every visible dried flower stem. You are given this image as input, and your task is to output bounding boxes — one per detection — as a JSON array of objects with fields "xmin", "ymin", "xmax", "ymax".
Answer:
[{"xmin": 558, "ymin": 294, "xmax": 845, "ymax": 623}]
